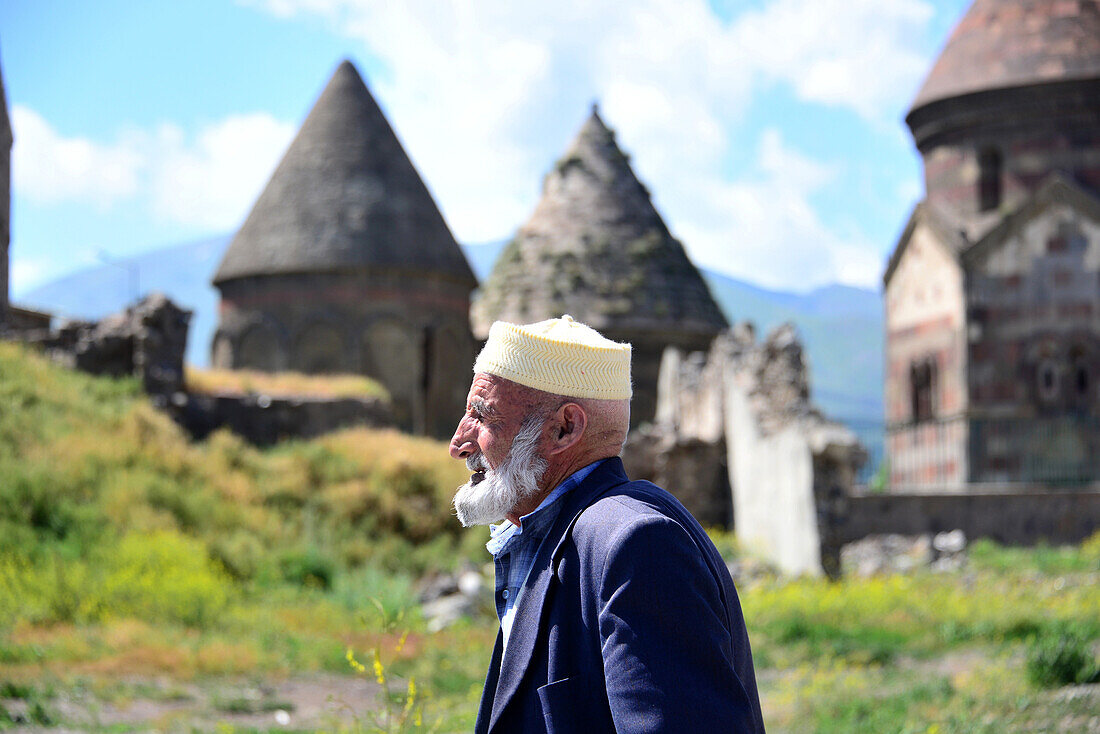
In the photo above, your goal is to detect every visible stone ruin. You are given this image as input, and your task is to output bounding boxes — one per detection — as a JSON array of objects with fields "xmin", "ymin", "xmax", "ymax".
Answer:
[
  {"xmin": 623, "ymin": 322, "xmax": 867, "ymax": 577},
  {"xmin": 16, "ymin": 292, "xmax": 392, "ymax": 445},
  {"xmin": 27, "ymin": 292, "xmax": 192, "ymax": 398}
]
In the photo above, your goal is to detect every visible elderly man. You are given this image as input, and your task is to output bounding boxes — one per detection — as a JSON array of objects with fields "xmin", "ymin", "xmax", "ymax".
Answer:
[{"xmin": 450, "ymin": 315, "xmax": 765, "ymax": 734}]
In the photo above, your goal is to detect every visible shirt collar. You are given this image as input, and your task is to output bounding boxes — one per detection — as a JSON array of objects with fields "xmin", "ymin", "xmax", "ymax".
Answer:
[{"xmin": 486, "ymin": 458, "xmax": 605, "ymax": 556}]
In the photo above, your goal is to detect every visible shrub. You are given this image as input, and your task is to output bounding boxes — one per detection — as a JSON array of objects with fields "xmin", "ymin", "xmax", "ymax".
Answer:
[
  {"xmin": 89, "ymin": 530, "xmax": 235, "ymax": 627},
  {"xmin": 277, "ymin": 546, "xmax": 336, "ymax": 590},
  {"xmin": 1026, "ymin": 627, "xmax": 1100, "ymax": 688},
  {"xmin": 705, "ymin": 527, "xmax": 741, "ymax": 562},
  {"xmin": 331, "ymin": 564, "xmax": 418, "ymax": 617},
  {"xmin": 0, "ymin": 530, "xmax": 236, "ymax": 628}
]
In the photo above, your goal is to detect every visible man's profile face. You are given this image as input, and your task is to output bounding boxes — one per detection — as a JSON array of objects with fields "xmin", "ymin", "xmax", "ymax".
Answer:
[
  {"xmin": 449, "ymin": 373, "xmax": 525, "ymax": 471},
  {"xmin": 449, "ymin": 373, "xmax": 549, "ymax": 526}
]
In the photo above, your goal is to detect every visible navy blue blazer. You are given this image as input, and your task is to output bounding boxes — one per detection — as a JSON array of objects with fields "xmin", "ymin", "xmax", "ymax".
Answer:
[{"xmin": 474, "ymin": 457, "xmax": 765, "ymax": 733}]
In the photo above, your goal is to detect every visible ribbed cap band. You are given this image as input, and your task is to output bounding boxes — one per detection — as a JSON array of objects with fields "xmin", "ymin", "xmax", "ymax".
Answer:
[{"xmin": 474, "ymin": 315, "xmax": 632, "ymax": 400}]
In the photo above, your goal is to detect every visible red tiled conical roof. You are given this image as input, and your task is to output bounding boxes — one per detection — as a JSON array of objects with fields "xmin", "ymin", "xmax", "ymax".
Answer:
[{"xmin": 912, "ymin": 0, "xmax": 1100, "ymax": 111}]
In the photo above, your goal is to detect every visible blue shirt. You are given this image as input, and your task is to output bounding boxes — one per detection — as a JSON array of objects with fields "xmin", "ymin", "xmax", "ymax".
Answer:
[{"xmin": 487, "ymin": 459, "xmax": 604, "ymax": 654}]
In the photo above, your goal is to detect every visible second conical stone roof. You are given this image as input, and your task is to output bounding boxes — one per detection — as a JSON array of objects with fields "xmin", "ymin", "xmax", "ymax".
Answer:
[
  {"xmin": 472, "ymin": 106, "xmax": 727, "ymax": 339},
  {"xmin": 214, "ymin": 60, "xmax": 475, "ymax": 287}
]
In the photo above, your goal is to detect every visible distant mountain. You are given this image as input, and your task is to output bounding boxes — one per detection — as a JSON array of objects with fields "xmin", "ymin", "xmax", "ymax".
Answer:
[
  {"xmin": 18, "ymin": 236, "xmax": 884, "ymax": 475},
  {"xmin": 701, "ymin": 270, "xmax": 884, "ymax": 475}
]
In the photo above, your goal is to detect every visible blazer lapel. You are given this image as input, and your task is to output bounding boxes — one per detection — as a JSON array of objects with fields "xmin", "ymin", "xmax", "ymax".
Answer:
[
  {"xmin": 474, "ymin": 629, "xmax": 503, "ymax": 734},
  {"xmin": 487, "ymin": 458, "xmax": 630, "ymax": 732}
]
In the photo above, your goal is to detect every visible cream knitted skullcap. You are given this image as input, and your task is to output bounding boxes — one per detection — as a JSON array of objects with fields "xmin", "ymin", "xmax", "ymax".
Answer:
[{"xmin": 474, "ymin": 315, "xmax": 632, "ymax": 400}]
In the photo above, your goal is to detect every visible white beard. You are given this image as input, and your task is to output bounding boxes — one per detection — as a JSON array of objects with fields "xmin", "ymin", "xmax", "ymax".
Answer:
[{"xmin": 453, "ymin": 417, "xmax": 548, "ymax": 527}]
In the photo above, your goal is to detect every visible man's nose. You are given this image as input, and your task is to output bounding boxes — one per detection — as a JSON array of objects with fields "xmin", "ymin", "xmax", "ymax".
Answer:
[{"xmin": 450, "ymin": 422, "xmax": 476, "ymax": 460}]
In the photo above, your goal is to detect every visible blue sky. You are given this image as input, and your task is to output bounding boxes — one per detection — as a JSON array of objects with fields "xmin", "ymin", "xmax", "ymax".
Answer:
[{"xmin": 2, "ymin": 0, "xmax": 969, "ymax": 296}]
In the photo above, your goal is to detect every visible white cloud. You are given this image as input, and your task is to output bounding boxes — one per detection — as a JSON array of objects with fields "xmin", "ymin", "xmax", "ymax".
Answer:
[
  {"xmin": 673, "ymin": 129, "xmax": 880, "ymax": 291},
  {"xmin": 732, "ymin": 0, "xmax": 935, "ymax": 120},
  {"xmin": 757, "ymin": 129, "xmax": 834, "ymax": 192},
  {"xmin": 12, "ymin": 106, "xmax": 143, "ymax": 208},
  {"xmin": 243, "ymin": 0, "xmax": 935, "ymax": 290},
  {"xmin": 896, "ymin": 176, "xmax": 922, "ymax": 207},
  {"xmin": 14, "ymin": 0, "xmax": 939, "ymax": 292},
  {"xmin": 149, "ymin": 113, "xmax": 296, "ymax": 230},
  {"xmin": 12, "ymin": 106, "xmax": 294, "ymax": 232},
  {"xmin": 9, "ymin": 257, "xmax": 47, "ymax": 295}
]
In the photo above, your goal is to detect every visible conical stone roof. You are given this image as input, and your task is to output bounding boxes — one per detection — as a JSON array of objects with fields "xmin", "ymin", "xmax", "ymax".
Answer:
[
  {"xmin": 911, "ymin": 0, "xmax": 1100, "ymax": 111},
  {"xmin": 214, "ymin": 60, "xmax": 475, "ymax": 288},
  {"xmin": 472, "ymin": 106, "xmax": 727, "ymax": 340}
]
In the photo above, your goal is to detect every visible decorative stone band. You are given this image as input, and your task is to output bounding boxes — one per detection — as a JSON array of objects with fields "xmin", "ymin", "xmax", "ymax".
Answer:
[{"xmin": 474, "ymin": 315, "xmax": 633, "ymax": 400}]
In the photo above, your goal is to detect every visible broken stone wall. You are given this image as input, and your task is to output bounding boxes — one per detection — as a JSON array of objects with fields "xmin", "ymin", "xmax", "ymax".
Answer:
[
  {"xmin": 837, "ymin": 489, "xmax": 1100, "ymax": 547},
  {"xmin": 622, "ymin": 342, "xmax": 733, "ymax": 528},
  {"xmin": 624, "ymin": 322, "xmax": 867, "ymax": 576},
  {"xmin": 14, "ymin": 292, "xmax": 394, "ymax": 445},
  {"xmin": 22, "ymin": 292, "xmax": 191, "ymax": 398},
  {"xmin": 174, "ymin": 392, "xmax": 392, "ymax": 446},
  {"xmin": 0, "ymin": 305, "xmax": 51, "ymax": 334},
  {"xmin": 720, "ymin": 325, "xmax": 866, "ymax": 577}
]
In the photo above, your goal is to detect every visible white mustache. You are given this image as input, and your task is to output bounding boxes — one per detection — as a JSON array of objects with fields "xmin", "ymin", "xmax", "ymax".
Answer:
[{"xmin": 466, "ymin": 454, "xmax": 488, "ymax": 473}]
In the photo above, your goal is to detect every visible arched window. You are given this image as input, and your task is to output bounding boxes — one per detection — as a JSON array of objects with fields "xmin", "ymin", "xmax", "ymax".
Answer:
[
  {"xmin": 910, "ymin": 358, "xmax": 937, "ymax": 422},
  {"xmin": 291, "ymin": 322, "xmax": 345, "ymax": 374},
  {"xmin": 362, "ymin": 318, "xmax": 421, "ymax": 431},
  {"xmin": 1037, "ymin": 359, "xmax": 1059, "ymax": 402},
  {"xmin": 238, "ymin": 324, "xmax": 283, "ymax": 372},
  {"xmin": 978, "ymin": 147, "xmax": 1002, "ymax": 212},
  {"xmin": 1070, "ymin": 346, "xmax": 1091, "ymax": 408}
]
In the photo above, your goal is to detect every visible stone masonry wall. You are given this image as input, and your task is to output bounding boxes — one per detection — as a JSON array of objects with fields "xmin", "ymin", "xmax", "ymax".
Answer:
[
  {"xmin": 885, "ymin": 218, "xmax": 969, "ymax": 490},
  {"xmin": 174, "ymin": 392, "xmax": 392, "ymax": 446},
  {"xmin": 837, "ymin": 490, "xmax": 1100, "ymax": 547},
  {"xmin": 965, "ymin": 202, "xmax": 1100, "ymax": 484},
  {"xmin": 213, "ymin": 271, "xmax": 474, "ymax": 439}
]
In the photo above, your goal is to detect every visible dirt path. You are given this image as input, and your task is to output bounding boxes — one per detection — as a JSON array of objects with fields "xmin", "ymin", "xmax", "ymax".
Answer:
[{"xmin": 2, "ymin": 673, "xmax": 382, "ymax": 732}]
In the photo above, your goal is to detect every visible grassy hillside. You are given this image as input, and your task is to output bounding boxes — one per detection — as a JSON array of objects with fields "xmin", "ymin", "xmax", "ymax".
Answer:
[{"xmin": 0, "ymin": 341, "xmax": 482, "ymax": 616}]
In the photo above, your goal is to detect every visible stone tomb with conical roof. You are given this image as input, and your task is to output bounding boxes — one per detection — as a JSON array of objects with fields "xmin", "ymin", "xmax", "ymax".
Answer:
[
  {"xmin": 473, "ymin": 106, "xmax": 728, "ymax": 425},
  {"xmin": 883, "ymin": 0, "xmax": 1100, "ymax": 489},
  {"xmin": 212, "ymin": 60, "xmax": 477, "ymax": 438}
]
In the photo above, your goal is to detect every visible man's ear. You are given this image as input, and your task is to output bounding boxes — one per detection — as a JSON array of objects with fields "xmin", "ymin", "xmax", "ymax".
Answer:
[{"xmin": 546, "ymin": 402, "xmax": 587, "ymax": 455}]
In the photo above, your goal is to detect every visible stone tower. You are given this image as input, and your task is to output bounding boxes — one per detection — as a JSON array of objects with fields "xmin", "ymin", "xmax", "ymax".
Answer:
[
  {"xmin": 883, "ymin": 0, "xmax": 1100, "ymax": 489},
  {"xmin": 472, "ymin": 106, "xmax": 728, "ymax": 425},
  {"xmin": 0, "ymin": 54, "xmax": 11, "ymax": 328},
  {"xmin": 212, "ymin": 60, "xmax": 478, "ymax": 439}
]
